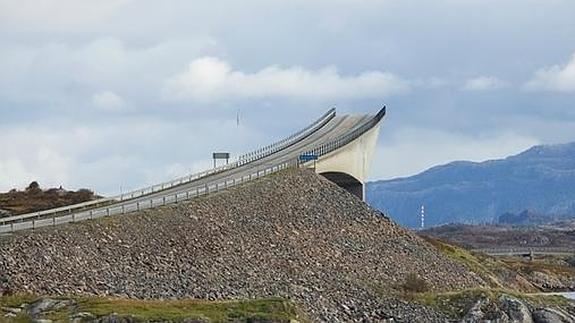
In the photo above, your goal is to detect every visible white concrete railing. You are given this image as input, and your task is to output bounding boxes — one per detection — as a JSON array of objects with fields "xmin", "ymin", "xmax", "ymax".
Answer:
[
  {"xmin": 0, "ymin": 108, "xmax": 336, "ymax": 226},
  {"xmin": 0, "ymin": 160, "xmax": 299, "ymax": 233}
]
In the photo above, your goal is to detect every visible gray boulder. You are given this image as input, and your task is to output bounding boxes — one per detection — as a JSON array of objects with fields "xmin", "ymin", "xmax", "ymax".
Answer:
[
  {"xmin": 532, "ymin": 308, "xmax": 575, "ymax": 323},
  {"xmin": 499, "ymin": 295, "xmax": 533, "ymax": 323},
  {"xmin": 26, "ymin": 298, "xmax": 74, "ymax": 317}
]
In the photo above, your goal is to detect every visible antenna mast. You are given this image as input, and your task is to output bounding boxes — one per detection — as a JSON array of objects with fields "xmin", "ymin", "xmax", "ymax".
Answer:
[{"xmin": 420, "ymin": 205, "xmax": 425, "ymax": 230}]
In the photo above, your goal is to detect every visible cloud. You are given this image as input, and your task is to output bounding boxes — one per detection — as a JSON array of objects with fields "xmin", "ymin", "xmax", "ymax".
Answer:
[
  {"xmin": 463, "ymin": 76, "xmax": 507, "ymax": 91},
  {"xmin": 163, "ymin": 57, "xmax": 409, "ymax": 102},
  {"xmin": 0, "ymin": 0, "xmax": 132, "ymax": 29},
  {"xmin": 92, "ymin": 91, "xmax": 127, "ymax": 111},
  {"xmin": 0, "ymin": 37, "xmax": 216, "ymax": 106},
  {"xmin": 0, "ymin": 117, "xmax": 266, "ymax": 195},
  {"xmin": 525, "ymin": 52, "xmax": 575, "ymax": 92},
  {"xmin": 370, "ymin": 128, "xmax": 539, "ymax": 181}
]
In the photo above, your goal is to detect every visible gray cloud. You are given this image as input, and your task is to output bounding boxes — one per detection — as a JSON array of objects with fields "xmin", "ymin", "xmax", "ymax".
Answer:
[
  {"xmin": 1, "ymin": 0, "xmax": 575, "ymax": 193},
  {"xmin": 463, "ymin": 76, "xmax": 507, "ymax": 91},
  {"xmin": 163, "ymin": 57, "xmax": 409, "ymax": 102}
]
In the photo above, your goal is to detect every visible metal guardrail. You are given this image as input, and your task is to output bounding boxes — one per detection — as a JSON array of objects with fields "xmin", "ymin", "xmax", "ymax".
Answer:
[
  {"xmin": 0, "ymin": 160, "xmax": 299, "ymax": 233},
  {"xmin": 0, "ymin": 106, "xmax": 385, "ymax": 234},
  {"xmin": 0, "ymin": 108, "xmax": 336, "ymax": 226},
  {"xmin": 473, "ymin": 247, "xmax": 574, "ymax": 256}
]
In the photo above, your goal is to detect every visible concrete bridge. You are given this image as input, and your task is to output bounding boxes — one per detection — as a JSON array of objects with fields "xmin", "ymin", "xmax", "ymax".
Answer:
[{"xmin": 0, "ymin": 107, "xmax": 386, "ymax": 233}]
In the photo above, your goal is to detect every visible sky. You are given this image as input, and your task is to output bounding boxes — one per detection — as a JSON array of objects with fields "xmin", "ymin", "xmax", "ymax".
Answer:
[{"xmin": 1, "ymin": 0, "xmax": 575, "ymax": 195}]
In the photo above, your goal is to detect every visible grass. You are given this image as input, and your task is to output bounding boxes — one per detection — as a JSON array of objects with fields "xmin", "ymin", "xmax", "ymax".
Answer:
[
  {"xmin": 501, "ymin": 257, "xmax": 575, "ymax": 277},
  {"xmin": 0, "ymin": 294, "xmax": 300, "ymax": 323},
  {"xmin": 421, "ymin": 236, "xmax": 508, "ymax": 288}
]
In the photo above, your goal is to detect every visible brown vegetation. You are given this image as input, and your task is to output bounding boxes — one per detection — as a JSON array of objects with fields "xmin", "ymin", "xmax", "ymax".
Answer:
[
  {"xmin": 420, "ymin": 223, "xmax": 575, "ymax": 249},
  {"xmin": 0, "ymin": 182, "xmax": 100, "ymax": 217}
]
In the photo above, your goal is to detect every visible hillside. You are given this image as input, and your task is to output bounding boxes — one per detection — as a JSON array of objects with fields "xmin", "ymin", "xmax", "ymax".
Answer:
[
  {"xmin": 0, "ymin": 169, "xmax": 484, "ymax": 322},
  {"xmin": 366, "ymin": 142, "xmax": 575, "ymax": 228},
  {"xmin": 420, "ymin": 224, "xmax": 575, "ymax": 250},
  {"xmin": 0, "ymin": 182, "xmax": 100, "ymax": 217}
]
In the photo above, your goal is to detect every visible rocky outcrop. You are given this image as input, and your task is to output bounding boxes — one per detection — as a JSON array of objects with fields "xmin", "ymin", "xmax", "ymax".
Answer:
[
  {"xmin": 532, "ymin": 308, "xmax": 574, "ymax": 323},
  {"xmin": 460, "ymin": 294, "xmax": 575, "ymax": 323},
  {"xmin": 0, "ymin": 169, "xmax": 484, "ymax": 322}
]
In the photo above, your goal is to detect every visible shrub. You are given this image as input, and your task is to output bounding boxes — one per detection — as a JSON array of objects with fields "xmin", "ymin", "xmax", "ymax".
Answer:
[
  {"xmin": 402, "ymin": 272, "xmax": 429, "ymax": 293},
  {"xmin": 26, "ymin": 181, "xmax": 41, "ymax": 193}
]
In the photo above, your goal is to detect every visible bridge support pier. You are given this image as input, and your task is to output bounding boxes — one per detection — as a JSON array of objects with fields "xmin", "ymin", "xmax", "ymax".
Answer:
[{"xmin": 309, "ymin": 119, "xmax": 382, "ymax": 201}]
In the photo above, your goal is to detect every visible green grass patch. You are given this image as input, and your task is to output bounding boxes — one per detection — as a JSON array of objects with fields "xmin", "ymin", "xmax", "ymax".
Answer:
[
  {"xmin": 0, "ymin": 294, "xmax": 300, "ymax": 323},
  {"xmin": 422, "ymin": 237, "xmax": 507, "ymax": 288}
]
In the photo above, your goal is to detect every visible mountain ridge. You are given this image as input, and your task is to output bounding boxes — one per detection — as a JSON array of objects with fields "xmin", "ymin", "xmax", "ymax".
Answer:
[{"xmin": 366, "ymin": 141, "xmax": 575, "ymax": 228}]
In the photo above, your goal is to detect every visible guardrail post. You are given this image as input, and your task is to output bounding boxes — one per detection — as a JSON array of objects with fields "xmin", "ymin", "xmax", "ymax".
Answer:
[
  {"xmin": 121, "ymin": 205, "xmax": 125, "ymax": 214},
  {"xmin": 163, "ymin": 197, "xmax": 166, "ymax": 205},
  {"xmin": 136, "ymin": 202, "xmax": 140, "ymax": 211},
  {"xmin": 53, "ymin": 217, "xmax": 56, "ymax": 226},
  {"xmin": 90, "ymin": 210, "xmax": 93, "ymax": 219},
  {"xmin": 10, "ymin": 223, "xmax": 13, "ymax": 232},
  {"xmin": 32, "ymin": 220, "xmax": 35, "ymax": 230},
  {"xmin": 175, "ymin": 194, "xmax": 178, "ymax": 203},
  {"xmin": 106, "ymin": 208, "xmax": 110, "ymax": 216},
  {"xmin": 72, "ymin": 213, "xmax": 76, "ymax": 222}
]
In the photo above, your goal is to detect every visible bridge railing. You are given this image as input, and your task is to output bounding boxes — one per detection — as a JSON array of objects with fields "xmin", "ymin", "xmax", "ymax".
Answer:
[
  {"xmin": 299, "ymin": 106, "xmax": 386, "ymax": 162},
  {"xmin": 111, "ymin": 107, "xmax": 335, "ymax": 200},
  {"xmin": 0, "ymin": 159, "xmax": 299, "ymax": 233},
  {"xmin": 235, "ymin": 108, "xmax": 335, "ymax": 166},
  {"xmin": 0, "ymin": 108, "xmax": 335, "ymax": 226}
]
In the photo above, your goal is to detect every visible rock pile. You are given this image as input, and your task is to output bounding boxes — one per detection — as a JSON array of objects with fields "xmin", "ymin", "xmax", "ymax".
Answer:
[
  {"xmin": 463, "ymin": 294, "xmax": 575, "ymax": 322},
  {"xmin": 0, "ymin": 169, "xmax": 484, "ymax": 322}
]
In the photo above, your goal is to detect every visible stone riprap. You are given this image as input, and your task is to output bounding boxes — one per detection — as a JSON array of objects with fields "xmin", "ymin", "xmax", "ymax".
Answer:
[{"xmin": 0, "ymin": 169, "xmax": 484, "ymax": 322}]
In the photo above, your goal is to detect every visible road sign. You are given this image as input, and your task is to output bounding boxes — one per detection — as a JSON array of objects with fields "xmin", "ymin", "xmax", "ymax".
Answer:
[
  {"xmin": 213, "ymin": 152, "xmax": 230, "ymax": 159},
  {"xmin": 299, "ymin": 153, "xmax": 318, "ymax": 162},
  {"xmin": 212, "ymin": 152, "xmax": 230, "ymax": 168}
]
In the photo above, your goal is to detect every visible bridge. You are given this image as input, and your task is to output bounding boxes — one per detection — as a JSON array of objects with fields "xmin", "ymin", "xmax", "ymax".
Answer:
[{"xmin": 0, "ymin": 107, "xmax": 386, "ymax": 233}]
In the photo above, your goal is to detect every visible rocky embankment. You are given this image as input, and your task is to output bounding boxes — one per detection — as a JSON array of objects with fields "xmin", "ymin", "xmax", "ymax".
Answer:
[{"xmin": 1, "ymin": 169, "xmax": 486, "ymax": 321}]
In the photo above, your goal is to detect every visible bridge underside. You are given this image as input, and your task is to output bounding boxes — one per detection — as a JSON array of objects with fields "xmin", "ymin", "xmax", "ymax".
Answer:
[{"xmin": 320, "ymin": 172, "xmax": 363, "ymax": 200}]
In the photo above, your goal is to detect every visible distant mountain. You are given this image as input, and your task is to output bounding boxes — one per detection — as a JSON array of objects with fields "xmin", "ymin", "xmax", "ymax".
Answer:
[{"xmin": 366, "ymin": 142, "xmax": 575, "ymax": 228}]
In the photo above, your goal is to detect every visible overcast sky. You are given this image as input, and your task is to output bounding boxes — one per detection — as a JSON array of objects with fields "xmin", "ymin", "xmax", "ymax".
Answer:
[{"xmin": 1, "ymin": 0, "xmax": 575, "ymax": 195}]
